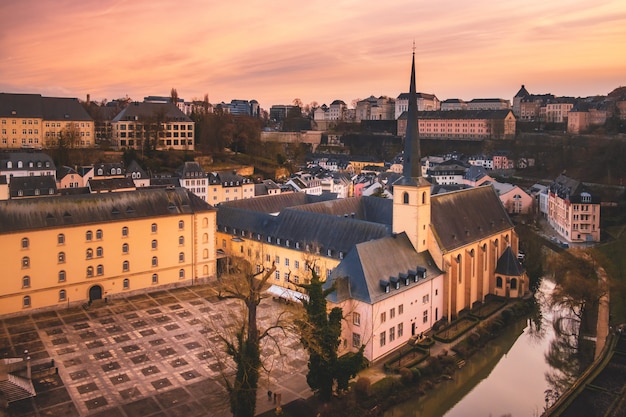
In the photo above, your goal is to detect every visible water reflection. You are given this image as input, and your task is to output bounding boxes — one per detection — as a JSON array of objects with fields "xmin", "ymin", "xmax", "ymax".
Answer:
[{"xmin": 384, "ymin": 279, "xmax": 587, "ymax": 417}]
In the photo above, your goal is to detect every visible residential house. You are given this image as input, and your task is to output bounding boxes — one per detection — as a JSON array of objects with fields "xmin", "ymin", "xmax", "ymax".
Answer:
[
  {"xmin": 545, "ymin": 98, "xmax": 575, "ymax": 123},
  {"xmin": 547, "ymin": 174, "xmax": 601, "ymax": 243},
  {"xmin": 207, "ymin": 170, "xmax": 254, "ymax": 204},
  {"xmin": 9, "ymin": 176, "xmax": 57, "ymax": 199},
  {"xmin": 179, "ymin": 162, "xmax": 208, "ymax": 202},
  {"xmin": 329, "ymin": 100, "xmax": 348, "ymax": 121},
  {"xmin": 285, "ymin": 173, "xmax": 323, "ymax": 195},
  {"xmin": 0, "ymin": 151, "xmax": 56, "ymax": 183},
  {"xmin": 512, "ymin": 85, "xmax": 530, "ymax": 117},
  {"xmin": 57, "ymin": 166, "xmax": 85, "ymax": 189},
  {"xmin": 126, "ymin": 160, "xmax": 150, "ymax": 188}
]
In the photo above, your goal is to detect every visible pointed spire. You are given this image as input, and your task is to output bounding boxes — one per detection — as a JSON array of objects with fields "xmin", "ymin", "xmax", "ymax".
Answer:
[{"xmin": 403, "ymin": 46, "xmax": 421, "ymax": 178}]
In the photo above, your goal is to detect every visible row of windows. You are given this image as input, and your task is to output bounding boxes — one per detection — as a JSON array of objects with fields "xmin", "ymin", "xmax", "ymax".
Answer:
[
  {"xmin": 379, "ymin": 323, "xmax": 405, "ymax": 347},
  {"xmin": 22, "ymin": 251, "xmax": 186, "ymax": 271},
  {"xmin": 21, "ymin": 269, "xmax": 187, "ymax": 308},
  {"xmin": 5, "ymin": 160, "xmax": 51, "ymax": 169},
  {"xmin": 379, "ymin": 304, "xmax": 405, "ymax": 324},
  {"xmin": 1, "ymin": 119, "xmax": 39, "ymax": 125},
  {"xmin": 20, "ymin": 222, "xmax": 187, "ymax": 249}
]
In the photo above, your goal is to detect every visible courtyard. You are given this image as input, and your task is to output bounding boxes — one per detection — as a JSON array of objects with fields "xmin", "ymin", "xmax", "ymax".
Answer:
[{"xmin": 1, "ymin": 285, "xmax": 311, "ymax": 417}]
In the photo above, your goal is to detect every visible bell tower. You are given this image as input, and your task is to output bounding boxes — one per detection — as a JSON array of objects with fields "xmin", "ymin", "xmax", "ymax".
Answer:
[{"xmin": 392, "ymin": 47, "xmax": 431, "ymax": 253}]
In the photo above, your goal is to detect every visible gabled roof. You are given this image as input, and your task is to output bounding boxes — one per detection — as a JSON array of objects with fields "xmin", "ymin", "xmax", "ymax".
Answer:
[
  {"xmin": 112, "ymin": 102, "xmax": 191, "ymax": 122},
  {"xmin": 495, "ymin": 246, "xmax": 524, "ymax": 276},
  {"xmin": 9, "ymin": 176, "xmax": 57, "ymax": 198},
  {"xmin": 219, "ymin": 192, "xmax": 335, "ymax": 214},
  {"xmin": 178, "ymin": 161, "xmax": 205, "ymax": 178},
  {"xmin": 126, "ymin": 160, "xmax": 148, "ymax": 179},
  {"xmin": 326, "ymin": 233, "xmax": 441, "ymax": 304},
  {"xmin": 0, "ymin": 93, "xmax": 43, "ymax": 118},
  {"xmin": 514, "ymin": 85, "xmax": 530, "ymax": 98},
  {"xmin": 291, "ymin": 196, "xmax": 392, "ymax": 225},
  {"xmin": 0, "ymin": 151, "xmax": 55, "ymax": 171},
  {"xmin": 88, "ymin": 177, "xmax": 136, "ymax": 192},
  {"xmin": 464, "ymin": 165, "xmax": 489, "ymax": 182},
  {"xmin": 0, "ymin": 188, "xmax": 214, "ymax": 233},
  {"xmin": 41, "ymin": 97, "xmax": 92, "ymax": 121},
  {"xmin": 431, "ymin": 186, "xmax": 513, "ymax": 252}
]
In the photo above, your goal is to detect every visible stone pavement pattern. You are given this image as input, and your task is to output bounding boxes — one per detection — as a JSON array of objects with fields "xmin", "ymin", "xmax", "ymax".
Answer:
[{"xmin": 1, "ymin": 285, "xmax": 311, "ymax": 416}]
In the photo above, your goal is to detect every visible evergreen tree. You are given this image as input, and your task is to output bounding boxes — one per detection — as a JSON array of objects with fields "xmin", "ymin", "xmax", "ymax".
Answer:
[{"xmin": 297, "ymin": 264, "xmax": 367, "ymax": 401}]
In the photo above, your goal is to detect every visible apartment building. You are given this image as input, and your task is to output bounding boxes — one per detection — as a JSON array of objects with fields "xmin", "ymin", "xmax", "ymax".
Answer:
[
  {"xmin": 395, "ymin": 92, "xmax": 439, "ymax": 119},
  {"xmin": 207, "ymin": 170, "xmax": 254, "ymax": 204},
  {"xmin": 547, "ymin": 174, "xmax": 601, "ymax": 243}
]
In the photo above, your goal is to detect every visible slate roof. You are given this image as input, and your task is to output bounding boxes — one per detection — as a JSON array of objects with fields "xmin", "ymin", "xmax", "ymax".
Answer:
[
  {"xmin": 495, "ymin": 246, "xmax": 524, "ymax": 276},
  {"xmin": 126, "ymin": 160, "xmax": 148, "ymax": 179},
  {"xmin": 9, "ymin": 176, "xmax": 57, "ymax": 198},
  {"xmin": 178, "ymin": 161, "xmax": 206, "ymax": 178},
  {"xmin": 0, "ymin": 187, "xmax": 214, "ymax": 234},
  {"xmin": 548, "ymin": 174, "xmax": 600, "ymax": 203},
  {"xmin": 515, "ymin": 85, "xmax": 530, "ymax": 98},
  {"xmin": 88, "ymin": 177, "xmax": 136, "ymax": 192},
  {"xmin": 0, "ymin": 94, "xmax": 44, "ymax": 118},
  {"xmin": 291, "ymin": 196, "xmax": 392, "ymax": 225},
  {"xmin": 431, "ymin": 186, "xmax": 513, "ymax": 252},
  {"xmin": 219, "ymin": 192, "xmax": 335, "ymax": 214},
  {"xmin": 208, "ymin": 170, "xmax": 251, "ymax": 186},
  {"xmin": 464, "ymin": 165, "xmax": 489, "ymax": 182},
  {"xmin": 112, "ymin": 102, "xmax": 191, "ymax": 122},
  {"xmin": 326, "ymin": 233, "xmax": 441, "ymax": 304},
  {"xmin": 0, "ymin": 358, "xmax": 36, "ymax": 403},
  {"xmin": 397, "ymin": 92, "xmax": 437, "ymax": 100},
  {"xmin": 41, "ymin": 97, "xmax": 92, "ymax": 121},
  {"xmin": 0, "ymin": 152, "xmax": 55, "ymax": 172}
]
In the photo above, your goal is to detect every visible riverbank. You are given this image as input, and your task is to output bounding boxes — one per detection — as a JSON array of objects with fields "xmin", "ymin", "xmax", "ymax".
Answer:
[{"xmin": 260, "ymin": 296, "xmax": 536, "ymax": 417}]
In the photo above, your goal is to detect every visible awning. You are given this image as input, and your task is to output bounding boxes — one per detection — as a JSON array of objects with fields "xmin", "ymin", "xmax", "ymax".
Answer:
[{"xmin": 266, "ymin": 284, "xmax": 308, "ymax": 303}]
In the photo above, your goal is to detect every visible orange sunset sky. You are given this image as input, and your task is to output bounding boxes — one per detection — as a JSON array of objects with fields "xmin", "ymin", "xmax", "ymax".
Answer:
[{"xmin": 1, "ymin": 0, "xmax": 625, "ymax": 108}]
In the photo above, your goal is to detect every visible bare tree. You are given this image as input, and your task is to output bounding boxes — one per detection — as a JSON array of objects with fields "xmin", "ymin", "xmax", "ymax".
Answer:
[{"xmin": 215, "ymin": 257, "xmax": 285, "ymax": 417}]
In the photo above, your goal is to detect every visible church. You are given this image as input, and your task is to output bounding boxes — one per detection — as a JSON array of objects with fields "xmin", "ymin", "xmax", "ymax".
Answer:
[{"xmin": 216, "ymin": 52, "xmax": 527, "ymax": 362}]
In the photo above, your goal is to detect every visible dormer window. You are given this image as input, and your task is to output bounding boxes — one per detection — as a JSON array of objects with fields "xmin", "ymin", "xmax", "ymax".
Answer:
[{"xmin": 380, "ymin": 280, "xmax": 390, "ymax": 293}]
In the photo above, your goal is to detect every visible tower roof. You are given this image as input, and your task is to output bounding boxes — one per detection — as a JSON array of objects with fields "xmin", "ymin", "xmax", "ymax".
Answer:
[{"xmin": 402, "ymin": 49, "xmax": 421, "ymax": 179}]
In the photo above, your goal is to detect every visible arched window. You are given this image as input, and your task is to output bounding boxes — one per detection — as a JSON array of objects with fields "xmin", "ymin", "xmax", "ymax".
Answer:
[
  {"xmin": 96, "ymin": 247, "xmax": 103, "ymax": 257},
  {"xmin": 403, "ymin": 192, "xmax": 409, "ymax": 204},
  {"xmin": 422, "ymin": 192, "xmax": 426, "ymax": 204},
  {"xmin": 151, "ymin": 223, "xmax": 157, "ymax": 233},
  {"xmin": 203, "ymin": 248, "xmax": 209, "ymax": 259},
  {"xmin": 178, "ymin": 220, "xmax": 184, "ymax": 230},
  {"xmin": 86, "ymin": 230, "xmax": 93, "ymax": 241},
  {"xmin": 58, "ymin": 252, "xmax": 65, "ymax": 263},
  {"xmin": 202, "ymin": 233, "xmax": 209, "ymax": 243},
  {"xmin": 151, "ymin": 274, "xmax": 158, "ymax": 284},
  {"xmin": 96, "ymin": 229, "xmax": 103, "ymax": 239},
  {"xmin": 57, "ymin": 233, "xmax": 65, "ymax": 244},
  {"xmin": 22, "ymin": 256, "xmax": 30, "ymax": 268},
  {"xmin": 96, "ymin": 265, "xmax": 104, "ymax": 275},
  {"xmin": 87, "ymin": 266, "xmax": 94, "ymax": 277},
  {"xmin": 122, "ymin": 260, "xmax": 129, "ymax": 272},
  {"xmin": 21, "ymin": 237, "xmax": 29, "ymax": 249},
  {"xmin": 6, "ymin": 161, "xmax": 12, "ymax": 168},
  {"xmin": 496, "ymin": 276, "xmax": 503, "ymax": 288},
  {"xmin": 23, "ymin": 296, "xmax": 31, "ymax": 308},
  {"xmin": 202, "ymin": 217, "xmax": 209, "ymax": 228},
  {"xmin": 510, "ymin": 278, "xmax": 517, "ymax": 290},
  {"xmin": 203, "ymin": 265, "xmax": 208, "ymax": 275},
  {"xmin": 152, "ymin": 256, "xmax": 158, "ymax": 267},
  {"xmin": 59, "ymin": 290, "xmax": 66, "ymax": 301},
  {"xmin": 151, "ymin": 239, "xmax": 158, "ymax": 250},
  {"xmin": 86, "ymin": 248, "xmax": 93, "ymax": 259},
  {"xmin": 179, "ymin": 269, "xmax": 185, "ymax": 279},
  {"xmin": 121, "ymin": 226, "xmax": 128, "ymax": 237},
  {"xmin": 122, "ymin": 243, "xmax": 129, "ymax": 254},
  {"xmin": 59, "ymin": 270, "xmax": 66, "ymax": 282},
  {"xmin": 179, "ymin": 252, "xmax": 185, "ymax": 262},
  {"xmin": 123, "ymin": 278, "xmax": 130, "ymax": 289},
  {"xmin": 179, "ymin": 236, "xmax": 184, "ymax": 245},
  {"xmin": 22, "ymin": 276, "xmax": 30, "ymax": 288}
]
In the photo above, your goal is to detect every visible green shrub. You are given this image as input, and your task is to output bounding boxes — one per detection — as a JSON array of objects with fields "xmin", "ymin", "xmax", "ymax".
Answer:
[
  {"xmin": 354, "ymin": 377, "xmax": 371, "ymax": 399},
  {"xmin": 399, "ymin": 367, "xmax": 413, "ymax": 385},
  {"xmin": 410, "ymin": 367, "xmax": 421, "ymax": 382}
]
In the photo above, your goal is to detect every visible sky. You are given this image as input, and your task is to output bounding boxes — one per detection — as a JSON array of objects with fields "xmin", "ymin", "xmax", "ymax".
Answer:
[{"xmin": 1, "ymin": 0, "xmax": 625, "ymax": 109}]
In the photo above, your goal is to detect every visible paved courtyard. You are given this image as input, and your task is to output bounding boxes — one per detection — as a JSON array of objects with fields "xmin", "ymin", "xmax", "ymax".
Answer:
[{"xmin": 1, "ymin": 285, "xmax": 311, "ymax": 416}]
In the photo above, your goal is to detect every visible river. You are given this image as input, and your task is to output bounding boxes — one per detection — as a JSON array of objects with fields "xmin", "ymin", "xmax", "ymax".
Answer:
[{"xmin": 384, "ymin": 279, "xmax": 583, "ymax": 417}]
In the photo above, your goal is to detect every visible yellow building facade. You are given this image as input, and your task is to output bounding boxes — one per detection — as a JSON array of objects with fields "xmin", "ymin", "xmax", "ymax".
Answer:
[{"xmin": 1, "ymin": 188, "xmax": 216, "ymax": 316}]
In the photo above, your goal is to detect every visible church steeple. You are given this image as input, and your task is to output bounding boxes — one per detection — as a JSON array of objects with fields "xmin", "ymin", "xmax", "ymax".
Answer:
[
  {"xmin": 402, "ymin": 46, "xmax": 421, "ymax": 178},
  {"xmin": 393, "ymin": 47, "xmax": 431, "ymax": 254}
]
